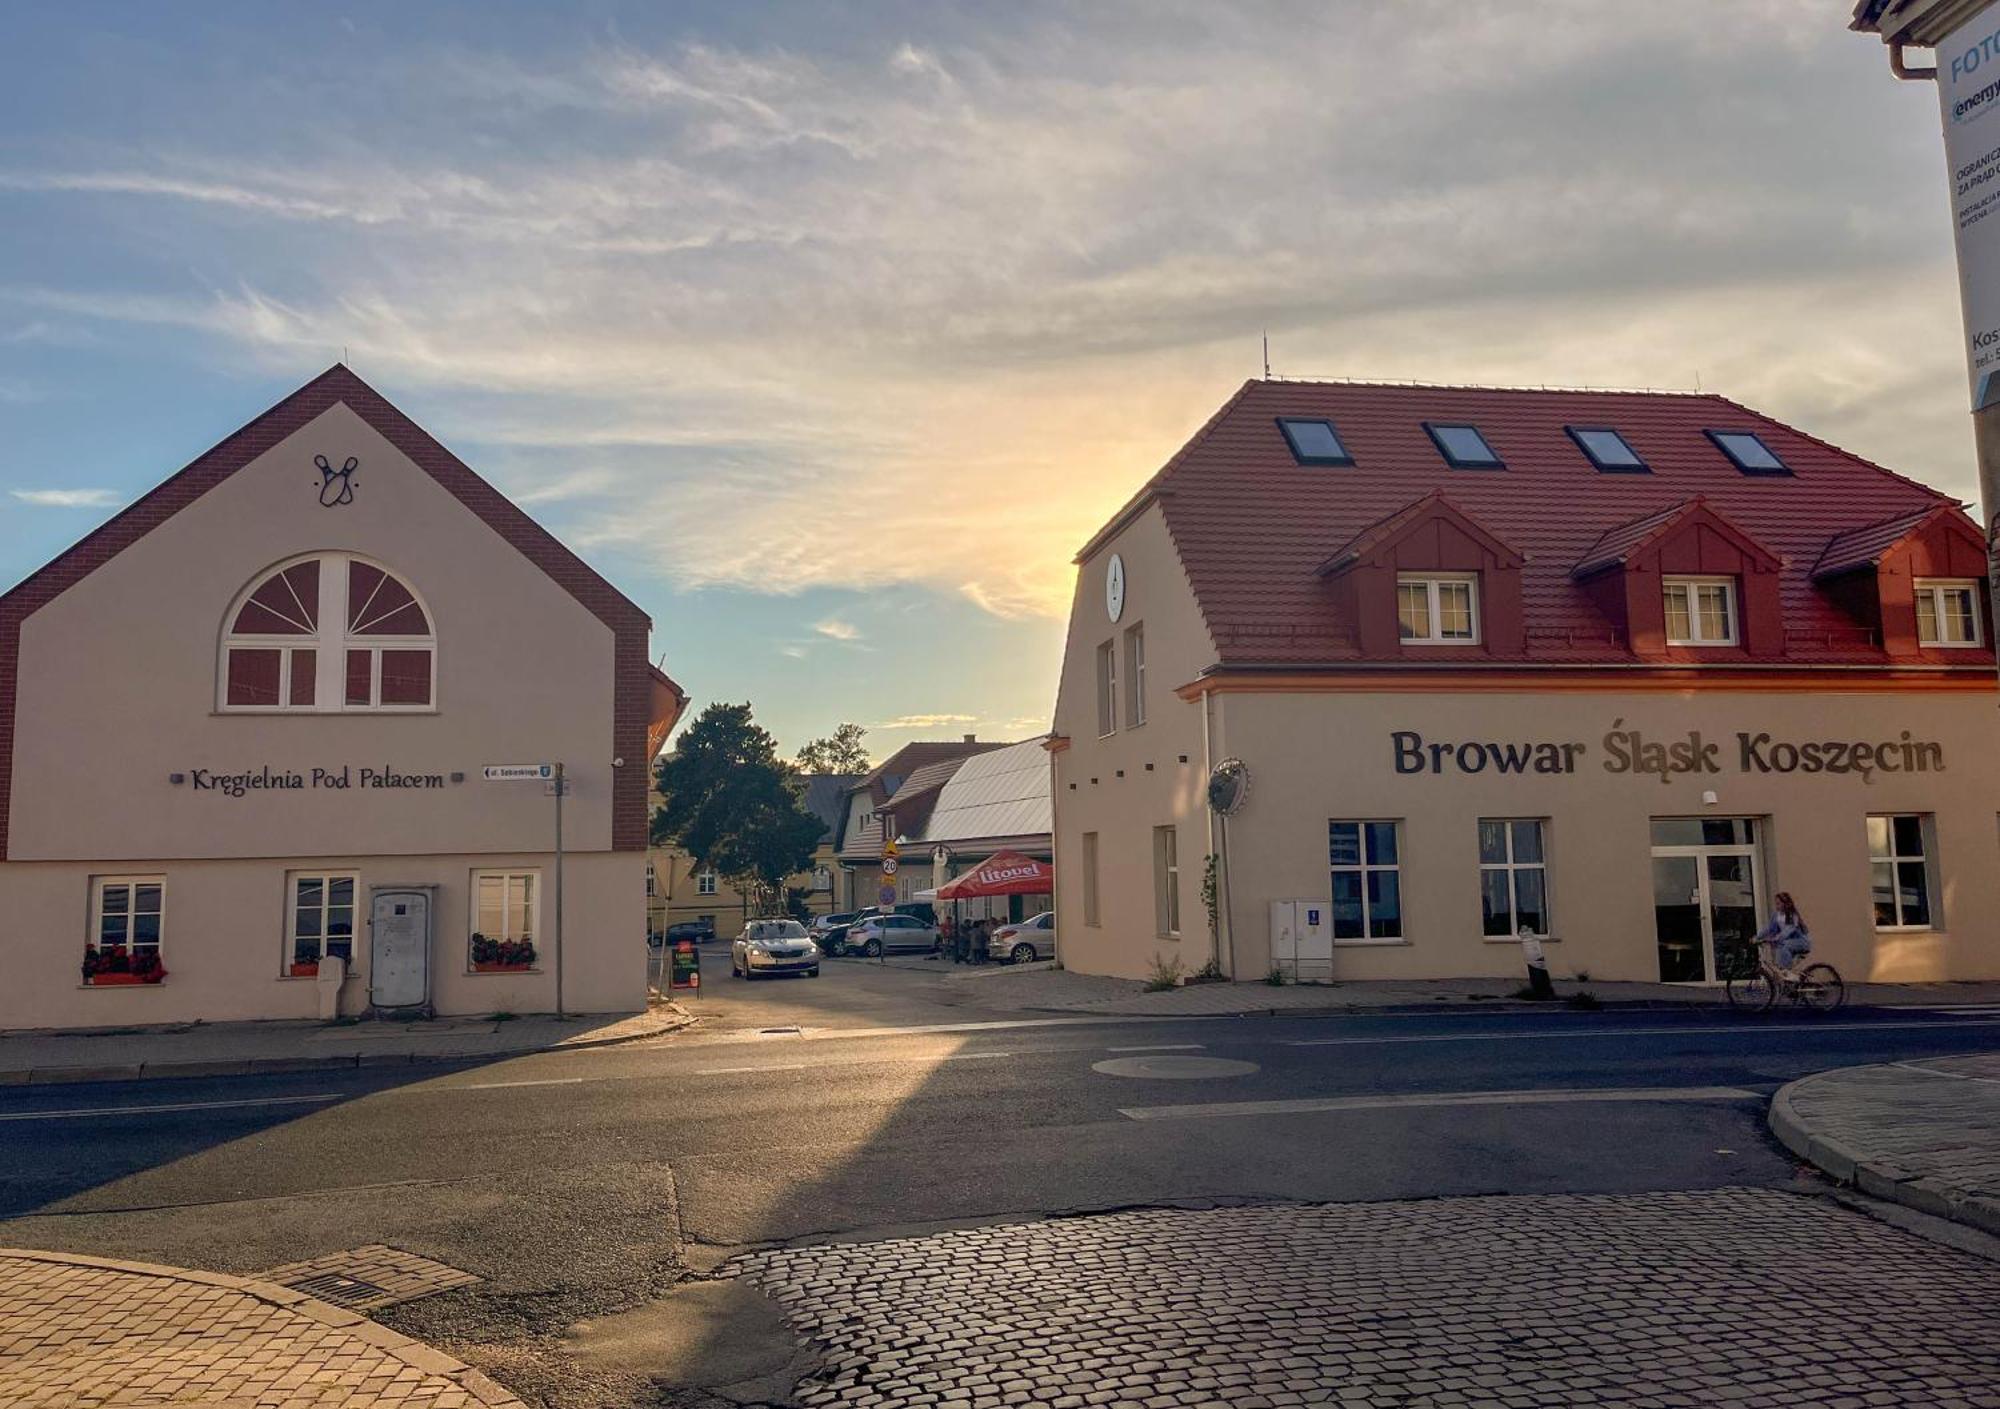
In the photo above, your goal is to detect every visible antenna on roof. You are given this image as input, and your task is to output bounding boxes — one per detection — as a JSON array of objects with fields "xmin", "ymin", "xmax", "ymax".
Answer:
[
  {"xmin": 1262, "ymin": 331, "xmax": 1271, "ymax": 380},
  {"xmin": 1694, "ymin": 369, "xmax": 1702, "ymax": 392}
]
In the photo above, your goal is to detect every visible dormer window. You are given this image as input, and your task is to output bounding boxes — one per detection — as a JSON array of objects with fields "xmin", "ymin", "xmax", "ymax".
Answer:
[
  {"xmin": 1706, "ymin": 430, "xmax": 1790, "ymax": 476},
  {"xmin": 1423, "ymin": 423, "xmax": 1502, "ymax": 469},
  {"xmin": 1566, "ymin": 426, "xmax": 1647, "ymax": 473},
  {"xmin": 1915, "ymin": 579, "xmax": 1982, "ymax": 647},
  {"xmin": 1663, "ymin": 576, "xmax": 1737, "ymax": 646},
  {"xmin": 1277, "ymin": 418, "xmax": 1353, "ymax": 465},
  {"xmin": 1397, "ymin": 573, "xmax": 1479, "ymax": 645}
]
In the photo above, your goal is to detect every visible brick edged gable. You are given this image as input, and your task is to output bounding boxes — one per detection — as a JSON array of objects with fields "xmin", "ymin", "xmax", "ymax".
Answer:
[{"xmin": 0, "ymin": 364, "xmax": 656, "ymax": 858}]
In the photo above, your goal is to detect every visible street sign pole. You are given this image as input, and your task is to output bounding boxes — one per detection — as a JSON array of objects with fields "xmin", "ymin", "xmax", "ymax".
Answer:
[{"xmin": 554, "ymin": 760, "xmax": 565, "ymax": 1019}]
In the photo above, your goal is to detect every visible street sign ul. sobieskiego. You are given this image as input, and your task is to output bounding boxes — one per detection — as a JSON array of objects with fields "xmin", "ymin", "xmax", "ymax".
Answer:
[{"xmin": 483, "ymin": 764, "xmax": 554, "ymax": 781}]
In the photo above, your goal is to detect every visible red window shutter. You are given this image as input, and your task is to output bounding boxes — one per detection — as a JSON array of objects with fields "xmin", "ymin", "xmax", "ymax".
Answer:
[
  {"xmin": 380, "ymin": 649, "xmax": 432, "ymax": 706},
  {"xmin": 227, "ymin": 648, "xmax": 282, "ymax": 706},
  {"xmin": 345, "ymin": 650, "xmax": 373, "ymax": 706},
  {"xmin": 289, "ymin": 648, "xmax": 317, "ymax": 706}
]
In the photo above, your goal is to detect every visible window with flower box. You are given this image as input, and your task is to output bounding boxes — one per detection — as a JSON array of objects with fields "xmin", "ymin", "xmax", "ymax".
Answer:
[
  {"xmin": 286, "ymin": 872, "xmax": 357, "ymax": 977},
  {"xmin": 83, "ymin": 877, "xmax": 166, "ymax": 986},
  {"xmin": 471, "ymin": 871, "xmax": 538, "ymax": 971}
]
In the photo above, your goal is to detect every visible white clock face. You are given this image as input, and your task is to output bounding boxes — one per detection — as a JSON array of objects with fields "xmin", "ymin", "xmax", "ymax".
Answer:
[{"xmin": 1105, "ymin": 553, "xmax": 1126, "ymax": 623}]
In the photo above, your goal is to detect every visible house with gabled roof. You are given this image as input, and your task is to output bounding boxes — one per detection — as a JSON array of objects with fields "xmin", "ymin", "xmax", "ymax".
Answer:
[
  {"xmin": 0, "ymin": 366, "xmax": 686, "ymax": 1028},
  {"xmin": 1050, "ymin": 377, "xmax": 2000, "ymax": 986},
  {"xmin": 832, "ymin": 737, "xmax": 1007, "ymax": 910}
]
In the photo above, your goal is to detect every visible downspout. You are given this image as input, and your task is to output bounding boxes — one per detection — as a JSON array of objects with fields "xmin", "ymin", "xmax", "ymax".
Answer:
[{"xmin": 1203, "ymin": 686, "xmax": 1234, "ymax": 979}]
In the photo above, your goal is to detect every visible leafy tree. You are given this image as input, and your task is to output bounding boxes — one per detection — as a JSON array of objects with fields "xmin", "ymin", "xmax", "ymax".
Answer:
[
  {"xmin": 654, "ymin": 703, "xmax": 825, "ymax": 915},
  {"xmin": 796, "ymin": 721, "xmax": 871, "ymax": 774}
]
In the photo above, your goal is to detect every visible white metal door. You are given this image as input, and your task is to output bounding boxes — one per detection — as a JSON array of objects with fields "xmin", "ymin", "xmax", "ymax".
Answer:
[{"xmin": 369, "ymin": 888, "xmax": 432, "ymax": 1010}]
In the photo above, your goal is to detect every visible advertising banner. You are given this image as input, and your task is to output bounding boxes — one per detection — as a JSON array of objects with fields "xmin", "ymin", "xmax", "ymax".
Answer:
[{"xmin": 1938, "ymin": 12, "xmax": 2000, "ymax": 410}]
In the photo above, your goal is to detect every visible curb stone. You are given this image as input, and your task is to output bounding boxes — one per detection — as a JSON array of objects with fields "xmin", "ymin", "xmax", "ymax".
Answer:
[
  {"xmin": 1769, "ymin": 1071, "xmax": 2000, "ymax": 1240},
  {"xmin": 0, "ymin": 1246, "xmax": 526, "ymax": 1407},
  {"xmin": 15, "ymin": 1005, "xmax": 697, "ymax": 1086}
]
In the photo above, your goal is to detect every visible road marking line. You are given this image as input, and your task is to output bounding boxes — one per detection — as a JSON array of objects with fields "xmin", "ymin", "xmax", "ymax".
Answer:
[
  {"xmin": 696, "ymin": 1050, "xmax": 1013, "ymax": 1077},
  {"xmin": 1119, "ymin": 1085, "xmax": 1759, "ymax": 1121},
  {"xmin": 1282, "ymin": 1018, "xmax": 2000, "ymax": 1047},
  {"xmin": 1889, "ymin": 1060, "xmax": 2000, "ymax": 1085},
  {"xmin": 940, "ymin": 1051, "xmax": 1012, "ymax": 1062},
  {"xmin": 698, "ymin": 1063, "xmax": 810, "ymax": 1075},
  {"xmin": 1106, "ymin": 1043, "xmax": 1206, "ymax": 1053},
  {"xmin": 455, "ymin": 1077, "xmax": 587, "ymax": 1091},
  {"xmin": 0, "ymin": 1093, "xmax": 341, "ymax": 1122}
]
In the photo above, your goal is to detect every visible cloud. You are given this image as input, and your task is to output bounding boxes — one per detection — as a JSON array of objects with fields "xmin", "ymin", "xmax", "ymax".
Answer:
[
  {"xmin": 11, "ymin": 487, "xmax": 122, "ymax": 508},
  {"xmin": 872, "ymin": 713, "xmax": 977, "ymax": 730},
  {"xmin": 813, "ymin": 618, "xmax": 862, "ymax": 642},
  {"xmin": 1, "ymin": 6, "xmax": 1974, "ymax": 618}
]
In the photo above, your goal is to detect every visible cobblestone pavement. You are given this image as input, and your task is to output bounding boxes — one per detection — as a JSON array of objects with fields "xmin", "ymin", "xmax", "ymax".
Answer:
[
  {"xmin": 0, "ymin": 1248, "xmax": 522, "ymax": 1407},
  {"xmin": 1773, "ymin": 1051, "xmax": 2000, "ymax": 1237},
  {"xmin": 734, "ymin": 1188, "xmax": 2000, "ymax": 1407}
]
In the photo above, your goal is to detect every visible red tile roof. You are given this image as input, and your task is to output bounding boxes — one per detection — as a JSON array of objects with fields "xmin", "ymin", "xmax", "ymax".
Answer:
[
  {"xmin": 1105, "ymin": 379, "xmax": 1981, "ymax": 668},
  {"xmin": 1811, "ymin": 505, "xmax": 1955, "ymax": 580}
]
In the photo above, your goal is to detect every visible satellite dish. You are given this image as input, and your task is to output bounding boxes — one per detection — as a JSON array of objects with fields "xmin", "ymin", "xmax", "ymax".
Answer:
[{"xmin": 1206, "ymin": 758, "xmax": 1250, "ymax": 816}]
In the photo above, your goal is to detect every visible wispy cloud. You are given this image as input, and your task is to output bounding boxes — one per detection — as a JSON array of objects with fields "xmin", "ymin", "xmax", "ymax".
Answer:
[
  {"xmin": 11, "ymin": 487, "xmax": 122, "ymax": 508},
  {"xmin": 873, "ymin": 713, "xmax": 977, "ymax": 730},
  {"xmin": 814, "ymin": 618, "xmax": 862, "ymax": 642}
]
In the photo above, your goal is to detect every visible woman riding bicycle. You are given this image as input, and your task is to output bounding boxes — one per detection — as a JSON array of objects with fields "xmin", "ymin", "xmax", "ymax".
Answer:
[{"xmin": 1756, "ymin": 891, "xmax": 1811, "ymax": 978}]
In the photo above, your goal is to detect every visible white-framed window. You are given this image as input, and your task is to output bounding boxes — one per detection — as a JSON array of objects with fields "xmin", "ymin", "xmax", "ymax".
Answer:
[
  {"xmin": 220, "ymin": 553, "xmax": 435, "ymax": 712},
  {"xmin": 1915, "ymin": 579, "xmax": 1982, "ymax": 648},
  {"xmin": 1153, "ymin": 826, "xmax": 1181, "ymax": 936},
  {"xmin": 1396, "ymin": 574, "xmax": 1478, "ymax": 645},
  {"xmin": 1124, "ymin": 625, "xmax": 1147, "ymax": 729},
  {"xmin": 645, "ymin": 862, "xmax": 657, "ymax": 898},
  {"xmin": 472, "ymin": 870, "xmax": 539, "ymax": 969},
  {"xmin": 1329, "ymin": 821, "xmax": 1402, "ymax": 942},
  {"xmin": 1663, "ymin": 576, "xmax": 1738, "ymax": 646},
  {"xmin": 1867, "ymin": 815, "xmax": 1933, "ymax": 930},
  {"xmin": 87, "ymin": 876, "xmax": 165, "ymax": 981},
  {"xmin": 1082, "ymin": 832, "xmax": 1101, "ymax": 927},
  {"xmin": 287, "ymin": 872, "xmax": 357, "ymax": 973},
  {"xmin": 1096, "ymin": 640, "xmax": 1119, "ymax": 736},
  {"xmin": 697, "ymin": 870, "xmax": 718, "ymax": 896},
  {"xmin": 1478, "ymin": 820, "xmax": 1548, "ymax": 938}
]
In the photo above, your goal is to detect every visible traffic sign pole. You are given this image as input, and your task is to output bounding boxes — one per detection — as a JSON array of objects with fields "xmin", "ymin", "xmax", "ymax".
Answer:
[{"xmin": 554, "ymin": 760, "xmax": 565, "ymax": 1019}]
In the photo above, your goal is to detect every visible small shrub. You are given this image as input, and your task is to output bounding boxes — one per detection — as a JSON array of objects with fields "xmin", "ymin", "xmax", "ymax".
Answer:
[
  {"xmin": 1573, "ymin": 969, "xmax": 1592, "ymax": 983},
  {"xmin": 489, "ymin": 1010, "xmax": 519, "ymax": 1023},
  {"xmin": 1565, "ymin": 990, "xmax": 1602, "ymax": 1011},
  {"xmin": 1143, "ymin": 954, "xmax": 1186, "ymax": 992},
  {"xmin": 1266, "ymin": 966, "xmax": 1288, "ymax": 986},
  {"xmin": 1187, "ymin": 957, "xmax": 1227, "ymax": 986}
]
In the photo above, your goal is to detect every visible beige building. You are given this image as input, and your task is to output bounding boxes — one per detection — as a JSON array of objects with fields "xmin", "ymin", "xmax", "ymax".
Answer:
[
  {"xmin": 0, "ymin": 366, "xmax": 686, "ymax": 1029},
  {"xmin": 831, "ymin": 739, "xmax": 1007, "ymax": 910},
  {"xmin": 647, "ymin": 774, "xmax": 855, "ymax": 936},
  {"xmin": 1051, "ymin": 379, "xmax": 2000, "ymax": 987}
]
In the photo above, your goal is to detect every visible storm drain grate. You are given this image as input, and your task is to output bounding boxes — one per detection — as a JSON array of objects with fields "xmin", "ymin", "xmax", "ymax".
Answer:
[{"xmin": 262, "ymin": 1244, "xmax": 481, "ymax": 1311}]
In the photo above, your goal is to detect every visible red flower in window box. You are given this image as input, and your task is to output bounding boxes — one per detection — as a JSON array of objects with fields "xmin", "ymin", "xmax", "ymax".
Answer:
[
  {"xmin": 289, "ymin": 961, "xmax": 321, "ymax": 978},
  {"xmin": 470, "ymin": 933, "xmax": 536, "ymax": 972},
  {"xmin": 82, "ymin": 947, "xmax": 166, "ymax": 985}
]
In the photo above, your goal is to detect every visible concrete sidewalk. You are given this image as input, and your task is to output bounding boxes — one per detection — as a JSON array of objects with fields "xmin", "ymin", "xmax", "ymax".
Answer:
[
  {"xmin": 1771, "ymin": 1051, "xmax": 2000, "ymax": 1238},
  {"xmin": 0, "ymin": 1247, "xmax": 522, "ymax": 1407},
  {"xmin": 0, "ymin": 1003, "xmax": 693, "ymax": 1086},
  {"xmin": 925, "ymin": 961, "xmax": 2000, "ymax": 1016}
]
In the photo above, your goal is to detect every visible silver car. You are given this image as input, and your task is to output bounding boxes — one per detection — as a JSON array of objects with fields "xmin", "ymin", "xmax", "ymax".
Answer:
[
  {"xmin": 848, "ymin": 913, "xmax": 938, "ymax": 957},
  {"xmin": 730, "ymin": 919, "xmax": 821, "ymax": 979},
  {"xmin": 988, "ymin": 911, "xmax": 1056, "ymax": 964}
]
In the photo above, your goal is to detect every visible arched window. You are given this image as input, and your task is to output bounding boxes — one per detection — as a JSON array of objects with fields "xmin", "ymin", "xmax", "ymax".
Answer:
[{"xmin": 221, "ymin": 553, "xmax": 435, "ymax": 711}]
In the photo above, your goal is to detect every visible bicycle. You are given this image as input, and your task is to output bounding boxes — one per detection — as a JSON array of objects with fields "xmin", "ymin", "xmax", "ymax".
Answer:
[{"xmin": 1723, "ymin": 941, "xmax": 1845, "ymax": 1014}]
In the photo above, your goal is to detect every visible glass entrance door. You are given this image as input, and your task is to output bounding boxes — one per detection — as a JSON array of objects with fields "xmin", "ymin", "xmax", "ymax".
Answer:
[{"xmin": 1650, "ymin": 819, "xmax": 1763, "ymax": 983}]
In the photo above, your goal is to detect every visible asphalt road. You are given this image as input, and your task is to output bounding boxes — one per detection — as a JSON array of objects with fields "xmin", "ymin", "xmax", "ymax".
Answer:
[{"xmin": 3, "ymin": 964, "xmax": 1998, "ymax": 1402}]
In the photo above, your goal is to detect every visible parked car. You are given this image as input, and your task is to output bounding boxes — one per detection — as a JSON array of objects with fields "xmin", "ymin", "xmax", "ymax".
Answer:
[
  {"xmin": 810, "ymin": 911, "xmax": 858, "ymax": 955},
  {"xmin": 729, "ymin": 919, "xmax": 820, "ymax": 979},
  {"xmin": 652, "ymin": 919, "xmax": 717, "ymax": 949},
  {"xmin": 989, "ymin": 911, "xmax": 1055, "ymax": 964},
  {"xmin": 848, "ymin": 913, "xmax": 939, "ymax": 957}
]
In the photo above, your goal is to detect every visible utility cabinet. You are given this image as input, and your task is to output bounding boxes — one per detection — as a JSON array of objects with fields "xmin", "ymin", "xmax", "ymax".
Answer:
[
  {"xmin": 369, "ymin": 886, "xmax": 436, "ymax": 1015},
  {"xmin": 1270, "ymin": 899, "xmax": 1333, "ymax": 983}
]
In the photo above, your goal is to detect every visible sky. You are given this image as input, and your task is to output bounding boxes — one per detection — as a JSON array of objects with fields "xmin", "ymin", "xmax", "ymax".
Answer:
[{"xmin": 0, "ymin": 1, "xmax": 1977, "ymax": 759}]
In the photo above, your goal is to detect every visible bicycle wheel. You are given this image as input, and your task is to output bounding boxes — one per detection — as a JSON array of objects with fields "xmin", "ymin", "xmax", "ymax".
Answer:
[
  {"xmin": 1726, "ymin": 969, "xmax": 1775, "ymax": 1013},
  {"xmin": 1794, "ymin": 963, "xmax": 1845, "ymax": 1014}
]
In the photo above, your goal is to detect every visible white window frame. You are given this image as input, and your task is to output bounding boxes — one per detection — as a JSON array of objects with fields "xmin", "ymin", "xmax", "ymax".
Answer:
[
  {"xmin": 285, "ymin": 870, "xmax": 358, "ymax": 973},
  {"xmin": 1478, "ymin": 819, "xmax": 1550, "ymax": 940},
  {"xmin": 1867, "ymin": 814, "xmax": 1935, "ymax": 932},
  {"xmin": 1124, "ymin": 625, "xmax": 1147, "ymax": 729},
  {"xmin": 1096, "ymin": 640, "xmax": 1119, "ymax": 737},
  {"xmin": 472, "ymin": 869, "xmax": 539, "ymax": 947},
  {"xmin": 1082, "ymin": 832, "xmax": 1101, "ymax": 927},
  {"xmin": 1663, "ymin": 575, "xmax": 1738, "ymax": 647},
  {"xmin": 219, "ymin": 552, "xmax": 437, "ymax": 714},
  {"xmin": 90, "ymin": 875, "xmax": 166, "ymax": 964},
  {"xmin": 1914, "ymin": 578, "xmax": 1982, "ymax": 648},
  {"xmin": 645, "ymin": 862, "xmax": 657, "ymax": 898},
  {"xmin": 1153, "ymin": 825, "xmax": 1181, "ymax": 937},
  {"xmin": 697, "ymin": 870, "xmax": 718, "ymax": 896},
  {"xmin": 1328, "ymin": 820, "xmax": 1403, "ymax": 944},
  {"xmin": 1396, "ymin": 573, "xmax": 1479, "ymax": 645}
]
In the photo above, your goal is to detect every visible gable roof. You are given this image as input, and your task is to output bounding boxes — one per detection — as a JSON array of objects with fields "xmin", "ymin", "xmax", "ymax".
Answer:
[
  {"xmin": 837, "ymin": 739, "xmax": 1010, "ymax": 859},
  {"xmin": 799, "ymin": 773, "xmax": 862, "ymax": 843},
  {"xmin": 1317, "ymin": 491, "xmax": 1524, "ymax": 577},
  {"xmin": 1098, "ymin": 378, "xmax": 1964, "ymax": 668},
  {"xmin": 1, "ymin": 365, "xmax": 658, "ymax": 856},
  {"xmin": 1812, "ymin": 503, "xmax": 1982, "ymax": 580},
  {"xmin": 1571, "ymin": 497, "xmax": 1781, "ymax": 580},
  {"xmin": 904, "ymin": 736, "xmax": 1053, "ymax": 849}
]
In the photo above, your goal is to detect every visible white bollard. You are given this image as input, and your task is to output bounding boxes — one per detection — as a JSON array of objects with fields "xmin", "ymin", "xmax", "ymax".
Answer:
[{"xmin": 315, "ymin": 955, "xmax": 347, "ymax": 1021}]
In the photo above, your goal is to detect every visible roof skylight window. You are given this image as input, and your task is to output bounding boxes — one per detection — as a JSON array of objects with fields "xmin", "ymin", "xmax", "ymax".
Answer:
[
  {"xmin": 1566, "ymin": 425, "xmax": 1648, "ymax": 473},
  {"xmin": 1277, "ymin": 418, "xmax": 1353, "ymax": 465},
  {"xmin": 1705, "ymin": 429, "xmax": 1790, "ymax": 476},
  {"xmin": 1423, "ymin": 423, "xmax": 1503, "ymax": 469}
]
